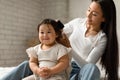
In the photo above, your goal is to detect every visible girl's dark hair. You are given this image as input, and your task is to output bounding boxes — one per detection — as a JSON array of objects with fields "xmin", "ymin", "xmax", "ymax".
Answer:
[
  {"xmin": 37, "ymin": 18, "xmax": 65, "ymax": 45},
  {"xmin": 92, "ymin": 0, "xmax": 119, "ymax": 80}
]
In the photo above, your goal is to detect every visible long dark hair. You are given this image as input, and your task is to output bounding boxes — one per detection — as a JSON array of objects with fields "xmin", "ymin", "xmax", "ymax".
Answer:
[
  {"xmin": 92, "ymin": 0, "xmax": 119, "ymax": 80},
  {"xmin": 37, "ymin": 18, "xmax": 66, "ymax": 46}
]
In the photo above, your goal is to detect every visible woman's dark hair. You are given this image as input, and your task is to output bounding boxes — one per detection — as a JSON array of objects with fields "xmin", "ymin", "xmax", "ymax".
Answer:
[
  {"xmin": 92, "ymin": 0, "xmax": 119, "ymax": 80},
  {"xmin": 37, "ymin": 18, "xmax": 65, "ymax": 46}
]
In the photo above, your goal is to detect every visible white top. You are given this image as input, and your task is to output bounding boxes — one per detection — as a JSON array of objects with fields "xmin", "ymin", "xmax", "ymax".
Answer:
[
  {"xmin": 26, "ymin": 43, "xmax": 69, "ymax": 68},
  {"xmin": 64, "ymin": 18, "xmax": 107, "ymax": 67},
  {"xmin": 26, "ymin": 43, "xmax": 70, "ymax": 80}
]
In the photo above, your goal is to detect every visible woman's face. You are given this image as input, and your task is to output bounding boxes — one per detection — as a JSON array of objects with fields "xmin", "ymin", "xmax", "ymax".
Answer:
[
  {"xmin": 86, "ymin": 1, "xmax": 105, "ymax": 27},
  {"xmin": 38, "ymin": 24, "xmax": 57, "ymax": 46}
]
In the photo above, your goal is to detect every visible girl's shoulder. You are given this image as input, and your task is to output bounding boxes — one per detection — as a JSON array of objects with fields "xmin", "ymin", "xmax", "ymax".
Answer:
[
  {"xmin": 31, "ymin": 44, "xmax": 41, "ymax": 51},
  {"xmin": 55, "ymin": 43, "xmax": 67, "ymax": 48},
  {"xmin": 55, "ymin": 43, "xmax": 72, "ymax": 53}
]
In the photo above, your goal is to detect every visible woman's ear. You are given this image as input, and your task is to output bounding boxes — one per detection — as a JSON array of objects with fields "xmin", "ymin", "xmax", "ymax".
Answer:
[
  {"xmin": 56, "ymin": 34, "xmax": 58, "ymax": 38},
  {"xmin": 102, "ymin": 17, "xmax": 105, "ymax": 22}
]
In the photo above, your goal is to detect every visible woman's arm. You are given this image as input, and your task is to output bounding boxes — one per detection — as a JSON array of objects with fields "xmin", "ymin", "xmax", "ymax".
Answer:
[
  {"xmin": 72, "ymin": 34, "xmax": 107, "ymax": 67},
  {"xmin": 86, "ymin": 37, "xmax": 107, "ymax": 63}
]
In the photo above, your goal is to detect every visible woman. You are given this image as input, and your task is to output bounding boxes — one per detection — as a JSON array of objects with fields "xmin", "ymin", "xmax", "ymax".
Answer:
[
  {"xmin": 1, "ymin": 0, "xmax": 118, "ymax": 80},
  {"xmin": 64, "ymin": 0, "xmax": 119, "ymax": 80}
]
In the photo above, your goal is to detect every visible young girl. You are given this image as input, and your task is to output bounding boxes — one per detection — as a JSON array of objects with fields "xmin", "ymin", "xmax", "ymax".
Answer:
[{"xmin": 25, "ymin": 19, "xmax": 70, "ymax": 80}]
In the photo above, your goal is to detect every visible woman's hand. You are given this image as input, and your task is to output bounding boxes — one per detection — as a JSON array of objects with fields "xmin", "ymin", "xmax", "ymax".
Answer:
[{"xmin": 57, "ymin": 32, "xmax": 71, "ymax": 47}]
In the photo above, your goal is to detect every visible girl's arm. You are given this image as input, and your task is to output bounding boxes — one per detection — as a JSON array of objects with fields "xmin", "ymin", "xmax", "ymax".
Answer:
[
  {"xmin": 29, "ymin": 57, "xmax": 39, "ymax": 74},
  {"xmin": 29, "ymin": 56, "xmax": 47, "ymax": 77},
  {"xmin": 46, "ymin": 54, "xmax": 69, "ymax": 77}
]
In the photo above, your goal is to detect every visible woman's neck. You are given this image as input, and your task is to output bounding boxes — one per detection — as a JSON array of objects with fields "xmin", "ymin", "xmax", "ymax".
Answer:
[{"xmin": 85, "ymin": 24, "xmax": 101, "ymax": 37}]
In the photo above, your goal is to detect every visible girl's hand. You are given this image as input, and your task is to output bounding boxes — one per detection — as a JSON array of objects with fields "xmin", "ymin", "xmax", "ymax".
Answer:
[
  {"xmin": 42, "ymin": 67, "xmax": 52, "ymax": 78},
  {"xmin": 36, "ymin": 67, "xmax": 51, "ymax": 78}
]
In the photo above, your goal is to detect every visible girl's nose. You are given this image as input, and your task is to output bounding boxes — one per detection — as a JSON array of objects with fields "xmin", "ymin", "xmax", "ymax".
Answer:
[{"xmin": 43, "ymin": 33, "xmax": 47, "ymax": 36}]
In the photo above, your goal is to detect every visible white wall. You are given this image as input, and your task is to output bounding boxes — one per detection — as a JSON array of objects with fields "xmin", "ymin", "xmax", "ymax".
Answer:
[
  {"xmin": 0, "ymin": 0, "xmax": 68, "ymax": 66},
  {"xmin": 115, "ymin": 1, "xmax": 120, "ymax": 54},
  {"xmin": 68, "ymin": 0, "xmax": 90, "ymax": 20}
]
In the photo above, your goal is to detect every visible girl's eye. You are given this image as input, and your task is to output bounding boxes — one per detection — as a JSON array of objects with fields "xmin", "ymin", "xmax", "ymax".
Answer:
[
  {"xmin": 40, "ymin": 32, "xmax": 44, "ymax": 34},
  {"xmin": 48, "ymin": 31, "xmax": 51, "ymax": 33}
]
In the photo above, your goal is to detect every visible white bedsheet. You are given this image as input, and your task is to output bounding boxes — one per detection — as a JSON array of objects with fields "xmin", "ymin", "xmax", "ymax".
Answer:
[{"xmin": 0, "ymin": 67, "xmax": 15, "ymax": 78}]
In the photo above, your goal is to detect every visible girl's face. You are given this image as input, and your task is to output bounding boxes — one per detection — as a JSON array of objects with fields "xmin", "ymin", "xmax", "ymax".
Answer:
[
  {"xmin": 38, "ymin": 24, "xmax": 57, "ymax": 46},
  {"xmin": 86, "ymin": 2, "xmax": 105, "ymax": 27}
]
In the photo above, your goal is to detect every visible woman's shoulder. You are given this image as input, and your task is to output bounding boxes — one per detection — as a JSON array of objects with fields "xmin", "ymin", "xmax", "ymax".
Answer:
[
  {"xmin": 100, "ymin": 30, "xmax": 106, "ymax": 37},
  {"xmin": 69, "ymin": 17, "xmax": 86, "ymax": 23},
  {"xmin": 98, "ymin": 30, "xmax": 107, "ymax": 41}
]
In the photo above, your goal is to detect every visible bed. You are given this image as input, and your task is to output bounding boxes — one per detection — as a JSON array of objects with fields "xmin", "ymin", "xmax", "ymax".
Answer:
[{"xmin": 0, "ymin": 67, "xmax": 15, "ymax": 79}]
